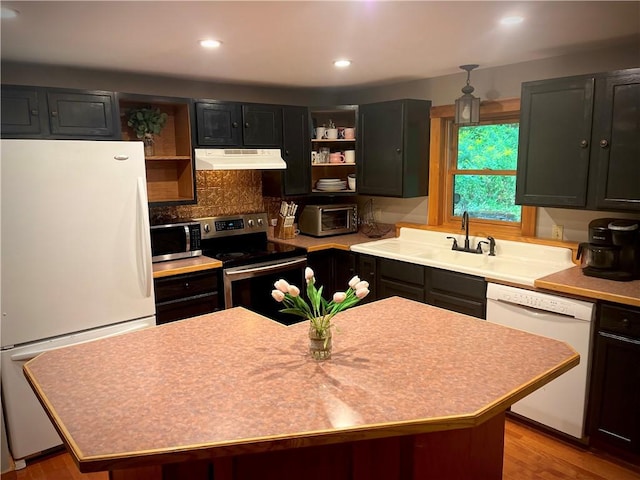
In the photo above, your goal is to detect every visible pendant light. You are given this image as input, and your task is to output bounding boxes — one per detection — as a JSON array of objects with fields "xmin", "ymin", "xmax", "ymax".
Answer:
[{"xmin": 455, "ymin": 64, "xmax": 480, "ymax": 125}]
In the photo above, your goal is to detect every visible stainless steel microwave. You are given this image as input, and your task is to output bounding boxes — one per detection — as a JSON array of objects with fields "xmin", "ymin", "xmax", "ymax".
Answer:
[
  {"xmin": 298, "ymin": 204, "xmax": 358, "ymax": 237},
  {"xmin": 150, "ymin": 221, "xmax": 202, "ymax": 263}
]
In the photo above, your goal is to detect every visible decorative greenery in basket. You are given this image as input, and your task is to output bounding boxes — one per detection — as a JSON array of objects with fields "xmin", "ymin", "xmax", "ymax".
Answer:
[{"xmin": 126, "ymin": 107, "xmax": 168, "ymax": 144}]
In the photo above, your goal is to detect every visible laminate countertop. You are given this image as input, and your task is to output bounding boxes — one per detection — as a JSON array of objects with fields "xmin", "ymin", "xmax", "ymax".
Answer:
[
  {"xmin": 24, "ymin": 297, "xmax": 577, "ymax": 476},
  {"xmin": 152, "ymin": 256, "xmax": 222, "ymax": 279},
  {"xmin": 268, "ymin": 228, "xmax": 395, "ymax": 252},
  {"xmin": 535, "ymin": 266, "xmax": 640, "ymax": 308}
]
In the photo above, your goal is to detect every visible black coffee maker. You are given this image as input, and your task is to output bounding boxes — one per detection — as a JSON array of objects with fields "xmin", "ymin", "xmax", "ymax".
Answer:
[{"xmin": 577, "ymin": 218, "xmax": 640, "ymax": 281}]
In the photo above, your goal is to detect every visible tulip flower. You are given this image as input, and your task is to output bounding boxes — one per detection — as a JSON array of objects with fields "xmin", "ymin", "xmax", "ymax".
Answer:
[
  {"xmin": 288, "ymin": 285, "xmax": 300, "ymax": 297},
  {"xmin": 271, "ymin": 290, "xmax": 285, "ymax": 302},
  {"xmin": 355, "ymin": 288, "xmax": 370, "ymax": 299},
  {"xmin": 348, "ymin": 275, "xmax": 361, "ymax": 288},
  {"xmin": 333, "ymin": 292, "xmax": 346, "ymax": 303},
  {"xmin": 274, "ymin": 279, "xmax": 290, "ymax": 293}
]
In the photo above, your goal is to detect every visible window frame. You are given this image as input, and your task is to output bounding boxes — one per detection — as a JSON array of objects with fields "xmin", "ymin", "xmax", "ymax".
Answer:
[{"xmin": 428, "ymin": 98, "xmax": 536, "ymax": 238}]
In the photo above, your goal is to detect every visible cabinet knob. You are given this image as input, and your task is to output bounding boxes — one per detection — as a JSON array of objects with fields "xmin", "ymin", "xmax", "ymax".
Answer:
[
  {"xmin": 396, "ymin": 148, "xmax": 401, "ymax": 153},
  {"xmin": 232, "ymin": 122, "xmax": 239, "ymax": 128},
  {"xmin": 245, "ymin": 122, "xmax": 250, "ymax": 128},
  {"xmin": 579, "ymin": 140, "xmax": 588, "ymax": 148},
  {"xmin": 50, "ymin": 111, "xmax": 58, "ymax": 117},
  {"xmin": 285, "ymin": 150, "xmax": 290, "ymax": 156},
  {"xmin": 30, "ymin": 109, "xmax": 39, "ymax": 116},
  {"xmin": 599, "ymin": 139, "xmax": 609, "ymax": 148},
  {"xmin": 184, "ymin": 282, "xmax": 190, "ymax": 289}
]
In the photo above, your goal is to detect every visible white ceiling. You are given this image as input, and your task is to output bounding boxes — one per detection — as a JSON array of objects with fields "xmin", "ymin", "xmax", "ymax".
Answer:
[{"xmin": 1, "ymin": 1, "xmax": 638, "ymax": 89}]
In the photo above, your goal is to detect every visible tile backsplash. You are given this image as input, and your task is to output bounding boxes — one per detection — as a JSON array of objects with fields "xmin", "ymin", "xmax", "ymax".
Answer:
[{"xmin": 150, "ymin": 171, "xmax": 264, "ymax": 223}]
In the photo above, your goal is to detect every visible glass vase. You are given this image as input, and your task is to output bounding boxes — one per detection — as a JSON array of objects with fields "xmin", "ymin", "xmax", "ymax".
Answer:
[
  {"xmin": 309, "ymin": 324, "xmax": 332, "ymax": 361},
  {"xmin": 143, "ymin": 137, "xmax": 155, "ymax": 157}
]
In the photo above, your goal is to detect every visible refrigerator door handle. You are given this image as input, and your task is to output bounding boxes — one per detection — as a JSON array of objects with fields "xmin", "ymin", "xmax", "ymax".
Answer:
[
  {"xmin": 10, "ymin": 323, "xmax": 152, "ymax": 362},
  {"xmin": 137, "ymin": 177, "xmax": 153, "ymax": 298}
]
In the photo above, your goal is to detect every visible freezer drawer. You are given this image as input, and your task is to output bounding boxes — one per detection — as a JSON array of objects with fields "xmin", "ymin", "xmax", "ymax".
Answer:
[{"xmin": 1, "ymin": 316, "xmax": 155, "ymax": 462}]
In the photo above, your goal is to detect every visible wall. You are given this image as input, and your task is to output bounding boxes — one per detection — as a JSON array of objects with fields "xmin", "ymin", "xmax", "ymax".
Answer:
[
  {"xmin": 339, "ymin": 41, "xmax": 640, "ymax": 241},
  {"xmin": 3, "ymin": 40, "xmax": 639, "ymax": 241}
]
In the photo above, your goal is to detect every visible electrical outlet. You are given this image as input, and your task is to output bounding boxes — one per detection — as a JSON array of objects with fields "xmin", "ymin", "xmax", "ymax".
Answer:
[{"xmin": 551, "ymin": 224, "xmax": 564, "ymax": 240}]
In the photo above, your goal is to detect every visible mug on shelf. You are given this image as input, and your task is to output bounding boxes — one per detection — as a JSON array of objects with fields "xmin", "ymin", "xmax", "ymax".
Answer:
[
  {"xmin": 325, "ymin": 128, "xmax": 339, "ymax": 139},
  {"xmin": 344, "ymin": 150, "xmax": 355, "ymax": 164},
  {"xmin": 329, "ymin": 152, "xmax": 345, "ymax": 163},
  {"xmin": 315, "ymin": 127, "xmax": 327, "ymax": 140},
  {"xmin": 343, "ymin": 127, "xmax": 355, "ymax": 139},
  {"xmin": 347, "ymin": 173, "xmax": 356, "ymax": 190}
]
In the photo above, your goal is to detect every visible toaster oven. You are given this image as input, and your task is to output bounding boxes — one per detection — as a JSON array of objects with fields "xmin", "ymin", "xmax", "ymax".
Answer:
[{"xmin": 298, "ymin": 204, "xmax": 358, "ymax": 237}]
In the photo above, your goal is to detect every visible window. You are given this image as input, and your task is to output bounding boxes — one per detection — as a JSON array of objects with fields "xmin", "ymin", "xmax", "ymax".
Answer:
[{"xmin": 428, "ymin": 99, "xmax": 536, "ymax": 237}]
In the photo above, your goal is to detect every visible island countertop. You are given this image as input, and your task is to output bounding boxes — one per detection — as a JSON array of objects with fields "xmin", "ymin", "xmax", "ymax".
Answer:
[{"xmin": 24, "ymin": 297, "xmax": 578, "ymax": 475}]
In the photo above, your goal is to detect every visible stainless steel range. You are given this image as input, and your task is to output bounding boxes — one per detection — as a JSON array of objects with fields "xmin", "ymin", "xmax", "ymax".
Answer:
[{"xmin": 195, "ymin": 213, "xmax": 307, "ymax": 325}]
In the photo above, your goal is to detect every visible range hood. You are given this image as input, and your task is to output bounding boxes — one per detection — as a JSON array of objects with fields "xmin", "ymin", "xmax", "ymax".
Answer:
[{"xmin": 195, "ymin": 148, "xmax": 286, "ymax": 171}]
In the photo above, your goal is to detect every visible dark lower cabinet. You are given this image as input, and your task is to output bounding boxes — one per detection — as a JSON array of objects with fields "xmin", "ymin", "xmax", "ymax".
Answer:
[
  {"xmin": 588, "ymin": 303, "xmax": 640, "ymax": 463},
  {"xmin": 357, "ymin": 254, "xmax": 377, "ymax": 303},
  {"xmin": 154, "ymin": 269, "xmax": 220, "ymax": 325},
  {"xmin": 1, "ymin": 85, "xmax": 119, "ymax": 139},
  {"xmin": 377, "ymin": 258, "xmax": 426, "ymax": 303},
  {"xmin": 425, "ymin": 268, "xmax": 487, "ymax": 319},
  {"xmin": 307, "ymin": 249, "xmax": 356, "ymax": 295}
]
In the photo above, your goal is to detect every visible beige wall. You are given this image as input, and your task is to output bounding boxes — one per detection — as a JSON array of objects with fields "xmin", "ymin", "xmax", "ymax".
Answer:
[{"xmin": 3, "ymin": 40, "xmax": 639, "ymax": 241}]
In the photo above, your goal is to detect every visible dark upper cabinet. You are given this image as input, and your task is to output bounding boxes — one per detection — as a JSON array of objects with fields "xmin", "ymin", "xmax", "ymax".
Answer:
[
  {"xmin": 195, "ymin": 101, "xmax": 283, "ymax": 147},
  {"xmin": 2, "ymin": 85, "xmax": 119, "ymax": 140},
  {"xmin": 357, "ymin": 99, "xmax": 430, "ymax": 197},
  {"xmin": 1, "ymin": 85, "xmax": 47, "ymax": 136},
  {"xmin": 591, "ymin": 71, "xmax": 640, "ymax": 211},
  {"xmin": 262, "ymin": 106, "xmax": 310, "ymax": 196},
  {"xmin": 516, "ymin": 68, "xmax": 640, "ymax": 212},
  {"xmin": 195, "ymin": 101, "xmax": 242, "ymax": 146}
]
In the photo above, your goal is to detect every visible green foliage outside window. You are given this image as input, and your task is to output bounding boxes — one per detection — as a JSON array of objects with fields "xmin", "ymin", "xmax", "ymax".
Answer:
[{"xmin": 453, "ymin": 123, "xmax": 521, "ymax": 222}]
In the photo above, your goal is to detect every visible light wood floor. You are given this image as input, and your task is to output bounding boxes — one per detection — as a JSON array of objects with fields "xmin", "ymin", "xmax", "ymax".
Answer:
[{"xmin": 2, "ymin": 420, "xmax": 639, "ymax": 480}]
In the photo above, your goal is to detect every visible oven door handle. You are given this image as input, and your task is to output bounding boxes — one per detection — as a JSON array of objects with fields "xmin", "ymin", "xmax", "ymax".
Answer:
[{"xmin": 224, "ymin": 256, "xmax": 307, "ymax": 278}]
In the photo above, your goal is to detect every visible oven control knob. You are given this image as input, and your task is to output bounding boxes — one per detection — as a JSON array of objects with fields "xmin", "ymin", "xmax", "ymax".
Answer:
[
  {"xmin": 257, "ymin": 218, "xmax": 263, "ymax": 227},
  {"xmin": 247, "ymin": 219, "xmax": 255, "ymax": 228},
  {"xmin": 203, "ymin": 223, "xmax": 211, "ymax": 233}
]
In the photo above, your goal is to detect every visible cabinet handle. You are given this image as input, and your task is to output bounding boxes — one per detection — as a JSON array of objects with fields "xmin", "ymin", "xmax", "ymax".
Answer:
[
  {"xmin": 579, "ymin": 140, "xmax": 588, "ymax": 148},
  {"xmin": 232, "ymin": 122, "xmax": 239, "ymax": 128},
  {"xmin": 30, "ymin": 109, "xmax": 39, "ymax": 116},
  {"xmin": 599, "ymin": 139, "xmax": 609, "ymax": 148}
]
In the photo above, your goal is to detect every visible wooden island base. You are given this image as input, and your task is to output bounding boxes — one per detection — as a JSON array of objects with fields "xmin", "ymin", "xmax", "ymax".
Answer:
[{"xmin": 111, "ymin": 412, "xmax": 505, "ymax": 480}]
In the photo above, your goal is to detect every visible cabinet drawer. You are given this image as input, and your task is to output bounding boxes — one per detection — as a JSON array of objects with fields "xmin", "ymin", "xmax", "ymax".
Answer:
[
  {"xmin": 156, "ymin": 293, "xmax": 219, "ymax": 325},
  {"xmin": 426, "ymin": 268, "xmax": 486, "ymax": 300},
  {"xmin": 429, "ymin": 292, "xmax": 485, "ymax": 319},
  {"xmin": 378, "ymin": 279, "xmax": 425, "ymax": 303},
  {"xmin": 378, "ymin": 258, "xmax": 425, "ymax": 286},
  {"xmin": 599, "ymin": 303, "xmax": 640, "ymax": 337},
  {"xmin": 154, "ymin": 270, "xmax": 219, "ymax": 303}
]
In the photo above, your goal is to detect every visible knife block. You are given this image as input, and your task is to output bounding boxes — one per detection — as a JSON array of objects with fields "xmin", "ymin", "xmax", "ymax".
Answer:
[{"xmin": 274, "ymin": 216, "xmax": 295, "ymax": 240}]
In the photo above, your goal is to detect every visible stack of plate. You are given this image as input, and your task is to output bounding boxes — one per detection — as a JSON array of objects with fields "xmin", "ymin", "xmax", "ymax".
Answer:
[{"xmin": 316, "ymin": 178, "xmax": 347, "ymax": 191}]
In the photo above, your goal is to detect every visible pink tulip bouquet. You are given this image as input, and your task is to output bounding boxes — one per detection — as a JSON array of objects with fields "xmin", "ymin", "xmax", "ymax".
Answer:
[{"xmin": 272, "ymin": 267, "xmax": 370, "ymax": 336}]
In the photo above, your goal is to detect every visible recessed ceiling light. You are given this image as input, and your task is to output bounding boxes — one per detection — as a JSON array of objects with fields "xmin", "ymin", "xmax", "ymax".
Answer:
[
  {"xmin": 200, "ymin": 39, "xmax": 222, "ymax": 49},
  {"xmin": 500, "ymin": 15, "xmax": 524, "ymax": 26},
  {"xmin": 334, "ymin": 60, "xmax": 351, "ymax": 68},
  {"xmin": 1, "ymin": 7, "xmax": 19, "ymax": 19}
]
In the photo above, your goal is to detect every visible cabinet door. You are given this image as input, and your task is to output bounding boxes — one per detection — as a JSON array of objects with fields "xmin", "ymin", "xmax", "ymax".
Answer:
[
  {"xmin": 334, "ymin": 250, "xmax": 356, "ymax": 291},
  {"xmin": 589, "ymin": 331, "xmax": 640, "ymax": 456},
  {"xmin": 242, "ymin": 104, "xmax": 282, "ymax": 146},
  {"xmin": 357, "ymin": 254, "xmax": 377, "ymax": 303},
  {"xmin": 425, "ymin": 268, "xmax": 486, "ymax": 319},
  {"xmin": 1, "ymin": 85, "xmax": 47, "ymax": 137},
  {"xmin": 195, "ymin": 102, "xmax": 242, "ymax": 146},
  {"xmin": 591, "ymin": 70, "xmax": 640, "ymax": 211},
  {"xmin": 46, "ymin": 90, "xmax": 118, "ymax": 138},
  {"xmin": 357, "ymin": 99, "xmax": 429, "ymax": 197},
  {"xmin": 377, "ymin": 258, "xmax": 425, "ymax": 302},
  {"xmin": 281, "ymin": 106, "xmax": 310, "ymax": 195},
  {"xmin": 516, "ymin": 76, "xmax": 594, "ymax": 207}
]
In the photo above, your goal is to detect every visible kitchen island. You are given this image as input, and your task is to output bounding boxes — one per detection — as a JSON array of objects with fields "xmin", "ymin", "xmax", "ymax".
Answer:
[{"xmin": 24, "ymin": 297, "xmax": 578, "ymax": 480}]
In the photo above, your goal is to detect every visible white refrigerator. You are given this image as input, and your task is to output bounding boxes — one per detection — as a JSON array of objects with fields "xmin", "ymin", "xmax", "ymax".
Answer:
[{"xmin": 1, "ymin": 139, "xmax": 156, "ymax": 464}]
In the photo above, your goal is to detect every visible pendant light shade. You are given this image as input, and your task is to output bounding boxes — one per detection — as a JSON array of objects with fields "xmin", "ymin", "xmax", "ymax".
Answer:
[{"xmin": 455, "ymin": 64, "xmax": 480, "ymax": 125}]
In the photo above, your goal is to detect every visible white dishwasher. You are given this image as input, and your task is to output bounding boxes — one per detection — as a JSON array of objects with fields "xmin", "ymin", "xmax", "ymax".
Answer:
[{"xmin": 486, "ymin": 283, "xmax": 595, "ymax": 440}]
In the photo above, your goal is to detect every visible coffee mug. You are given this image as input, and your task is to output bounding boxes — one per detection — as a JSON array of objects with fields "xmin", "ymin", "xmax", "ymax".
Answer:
[
  {"xmin": 344, "ymin": 127, "xmax": 355, "ymax": 139},
  {"xmin": 325, "ymin": 128, "xmax": 339, "ymax": 140},
  {"xmin": 315, "ymin": 127, "xmax": 326, "ymax": 140},
  {"xmin": 344, "ymin": 150, "xmax": 355, "ymax": 164},
  {"xmin": 347, "ymin": 174, "xmax": 356, "ymax": 190},
  {"xmin": 329, "ymin": 152, "xmax": 345, "ymax": 163}
]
